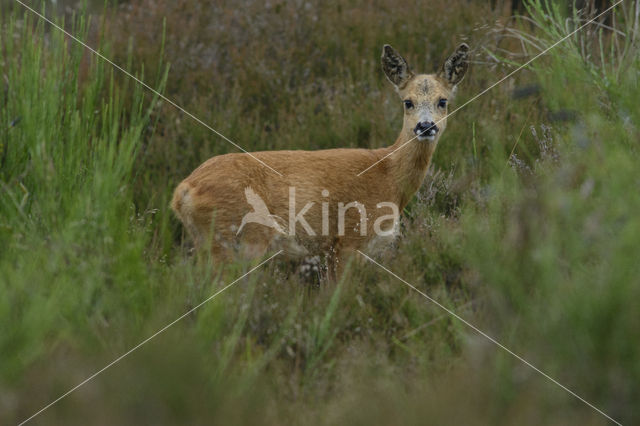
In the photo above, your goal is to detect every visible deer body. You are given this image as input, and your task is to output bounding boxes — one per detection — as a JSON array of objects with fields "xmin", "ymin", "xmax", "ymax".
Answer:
[{"xmin": 172, "ymin": 43, "xmax": 469, "ymax": 276}]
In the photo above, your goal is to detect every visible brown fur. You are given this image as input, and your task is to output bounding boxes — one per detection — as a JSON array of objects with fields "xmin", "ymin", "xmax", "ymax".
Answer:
[{"xmin": 171, "ymin": 43, "xmax": 469, "ymax": 277}]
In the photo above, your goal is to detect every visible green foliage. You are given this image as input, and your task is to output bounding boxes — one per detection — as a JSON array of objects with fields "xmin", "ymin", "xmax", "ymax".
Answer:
[{"xmin": 1, "ymin": 0, "xmax": 639, "ymax": 425}]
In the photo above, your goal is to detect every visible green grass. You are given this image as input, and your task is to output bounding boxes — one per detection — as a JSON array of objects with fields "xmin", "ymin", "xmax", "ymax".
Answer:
[{"xmin": 1, "ymin": 0, "xmax": 639, "ymax": 424}]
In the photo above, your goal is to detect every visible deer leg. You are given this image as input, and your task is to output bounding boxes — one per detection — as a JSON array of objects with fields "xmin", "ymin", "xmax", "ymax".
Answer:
[{"xmin": 238, "ymin": 226, "xmax": 276, "ymax": 260}]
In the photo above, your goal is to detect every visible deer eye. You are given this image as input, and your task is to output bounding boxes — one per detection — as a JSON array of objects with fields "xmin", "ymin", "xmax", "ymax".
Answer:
[
  {"xmin": 438, "ymin": 98, "xmax": 448, "ymax": 108},
  {"xmin": 403, "ymin": 100, "xmax": 414, "ymax": 109}
]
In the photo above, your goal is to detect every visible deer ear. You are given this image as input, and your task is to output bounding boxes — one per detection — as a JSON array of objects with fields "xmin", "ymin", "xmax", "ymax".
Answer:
[
  {"xmin": 381, "ymin": 44, "xmax": 414, "ymax": 90},
  {"xmin": 439, "ymin": 43, "xmax": 469, "ymax": 87}
]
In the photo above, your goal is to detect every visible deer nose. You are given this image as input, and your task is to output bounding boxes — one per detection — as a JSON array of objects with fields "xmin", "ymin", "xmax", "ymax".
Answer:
[{"xmin": 414, "ymin": 121, "xmax": 439, "ymax": 137}]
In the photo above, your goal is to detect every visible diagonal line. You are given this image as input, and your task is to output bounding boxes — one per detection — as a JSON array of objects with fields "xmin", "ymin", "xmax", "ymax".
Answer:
[
  {"xmin": 357, "ymin": 0, "xmax": 624, "ymax": 176},
  {"xmin": 13, "ymin": 0, "xmax": 283, "ymax": 177},
  {"xmin": 357, "ymin": 250, "xmax": 622, "ymax": 426},
  {"xmin": 18, "ymin": 250, "xmax": 283, "ymax": 426}
]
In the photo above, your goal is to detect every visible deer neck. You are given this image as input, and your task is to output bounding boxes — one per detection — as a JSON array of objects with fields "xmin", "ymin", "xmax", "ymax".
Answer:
[{"xmin": 387, "ymin": 130, "xmax": 437, "ymax": 209}]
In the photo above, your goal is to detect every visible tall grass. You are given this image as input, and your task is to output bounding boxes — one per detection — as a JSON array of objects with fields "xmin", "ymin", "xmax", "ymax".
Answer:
[
  {"xmin": 459, "ymin": 0, "xmax": 640, "ymax": 420},
  {"xmin": 0, "ymin": 6, "xmax": 167, "ymax": 380},
  {"xmin": 1, "ymin": 0, "xmax": 639, "ymax": 424}
]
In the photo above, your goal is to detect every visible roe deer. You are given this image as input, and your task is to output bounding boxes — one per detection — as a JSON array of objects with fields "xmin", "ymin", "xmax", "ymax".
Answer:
[{"xmin": 171, "ymin": 43, "xmax": 469, "ymax": 278}]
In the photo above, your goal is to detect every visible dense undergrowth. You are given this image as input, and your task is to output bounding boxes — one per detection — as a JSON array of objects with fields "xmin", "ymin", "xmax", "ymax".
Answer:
[{"xmin": 1, "ymin": 0, "xmax": 638, "ymax": 424}]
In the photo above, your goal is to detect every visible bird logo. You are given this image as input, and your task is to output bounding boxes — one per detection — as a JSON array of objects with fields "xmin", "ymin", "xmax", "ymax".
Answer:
[{"xmin": 237, "ymin": 187, "xmax": 286, "ymax": 235}]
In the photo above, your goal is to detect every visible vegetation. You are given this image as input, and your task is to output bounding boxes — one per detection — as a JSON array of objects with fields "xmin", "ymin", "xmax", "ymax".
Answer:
[{"xmin": 1, "ymin": 0, "xmax": 638, "ymax": 424}]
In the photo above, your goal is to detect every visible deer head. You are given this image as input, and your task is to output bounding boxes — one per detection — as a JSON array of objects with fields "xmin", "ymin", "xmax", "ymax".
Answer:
[{"xmin": 381, "ymin": 43, "xmax": 469, "ymax": 143}]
